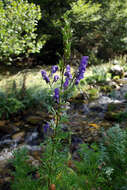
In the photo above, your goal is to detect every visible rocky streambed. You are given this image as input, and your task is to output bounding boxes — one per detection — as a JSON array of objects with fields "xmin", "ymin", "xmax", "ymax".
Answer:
[{"xmin": 0, "ymin": 77, "xmax": 127, "ymax": 189}]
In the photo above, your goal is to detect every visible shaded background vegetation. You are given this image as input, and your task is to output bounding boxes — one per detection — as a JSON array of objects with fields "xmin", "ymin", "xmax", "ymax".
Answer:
[
  {"xmin": 1, "ymin": 0, "xmax": 127, "ymax": 66},
  {"xmin": 28, "ymin": 0, "xmax": 127, "ymax": 65}
]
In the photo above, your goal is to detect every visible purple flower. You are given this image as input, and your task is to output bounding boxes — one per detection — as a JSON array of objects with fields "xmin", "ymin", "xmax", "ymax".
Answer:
[
  {"xmin": 64, "ymin": 64, "xmax": 72, "ymax": 88},
  {"xmin": 43, "ymin": 123, "xmax": 50, "ymax": 133},
  {"xmin": 41, "ymin": 70, "xmax": 47, "ymax": 77},
  {"xmin": 64, "ymin": 65, "xmax": 72, "ymax": 78},
  {"xmin": 51, "ymin": 65, "xmax": 58, "ymax": 75},
  {"xmin": 41, "ymin": 70, "xmax": 50, "ymax": 83},
  {"xmin": 43, "ymin": 75, "xmax": 50, "ymax": 83},
  {"xmin": 64, "ymin": 77, "xmax": 69, "ymax": 89},
  {"xmin": 64, "ymin": 71, "xmax": 72, "ymax": 79},
  {"xmin": 66, "ymin": 65, "xmax": 70, "ymax": 72},
  {"xmin": 53, "ymin": 75, "xmax": 59, "ymax": 82},
  {"xmin": 78, "ymin": 72, "xmax": 84, "ymax": 80},
  {"xmin": 75, "ymin": 79, "xmax": 80, "ymax": 85},
  {"xmin": 54, "ymin": 88, "xmax": 59, "ymax": 103},
  {"xmin": 75, "ymin": 56, "xmax": 88, "ymax": 85}
]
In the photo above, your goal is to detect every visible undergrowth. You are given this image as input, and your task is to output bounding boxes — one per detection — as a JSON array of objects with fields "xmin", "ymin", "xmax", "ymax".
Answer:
[{"xmin": 10, "ymin": 126, "xmax": 127, "ymax": 190}]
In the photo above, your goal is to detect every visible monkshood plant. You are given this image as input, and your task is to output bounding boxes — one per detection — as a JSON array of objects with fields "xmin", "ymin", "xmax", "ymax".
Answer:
[
  {"xmin": 39, "ymin": 14, "xmax": 88, "ymax": 189},
  {"xmin": 10, "ymin": 14, "xmax": 88, "ymax": 190}
]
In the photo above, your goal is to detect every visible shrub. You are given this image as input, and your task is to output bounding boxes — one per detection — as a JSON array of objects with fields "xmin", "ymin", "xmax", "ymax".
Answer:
[{"xmin": 0, "ymin": 0, "xmax": 46, "ymax": 64}]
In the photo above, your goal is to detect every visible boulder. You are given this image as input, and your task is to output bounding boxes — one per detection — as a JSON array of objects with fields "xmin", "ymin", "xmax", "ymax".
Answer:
[
  {"xmin": 110, "ymin": 65, "xmax": 124, "ymax": 78},
  {"xmin": 26, "ymin": 116, "xmax": 42, "ymax": 124}
]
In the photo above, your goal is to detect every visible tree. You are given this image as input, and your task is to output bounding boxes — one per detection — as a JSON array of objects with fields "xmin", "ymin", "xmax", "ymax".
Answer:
[{"xmin": 0, "ymin": 0, "xmax": 46, "ymax": 64}]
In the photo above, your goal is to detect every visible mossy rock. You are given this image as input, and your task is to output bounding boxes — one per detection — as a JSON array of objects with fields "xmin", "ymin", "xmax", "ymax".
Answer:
[
  {"xmin": 87, "ymin": 88, "xmax": 100, "ymax": 100},
  {"xmin": 100, "ymin": 85, "xmax": 112, "ymax": 93},
  {"xmin": 69, "ymin": 93, "xmax": 87, "ymax": 104}
]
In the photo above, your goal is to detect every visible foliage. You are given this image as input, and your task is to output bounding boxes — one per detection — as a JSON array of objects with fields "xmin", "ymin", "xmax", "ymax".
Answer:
[
  {"xmin": 25, "ymin": 0, "xmax": 127, "ymax": 64},
  {"xmin": 28, "ymin": 0, "xmax": 76, "ymax": 65},
  {"xmin": 100, "ymin": 126, "xmax": 127, "ymax": 189},
  {"xmin": 69, "ymin": 0, "xmax": 127, "ymax": 60},
  {"xmin": 10, "ymin": 148, "xmax": 41, "ymax": 190},
  {"xmin": 0, "ymin": 0, "xmax": 46, "ymax": 64},
  {"xmin": 69, "ymin": 0, "xmax": 101, "ymax": 56},
  {"xmin": 0, "ymin": 90, "xmax": 25, "ymax": 118},
  {"xmin": 97, "ymin": 0, "xmax": 127, "ymax": 58},
  {"xmin": 74, "ymin": 143, "xmax": 105, "ymax": 190},
  {"xmin": 85, "ymin": 65, "xmax": 111, "ymax": 85},
  {"xmin": 10, "ymin": 126, "xmax": 127, "ymax": 189}
]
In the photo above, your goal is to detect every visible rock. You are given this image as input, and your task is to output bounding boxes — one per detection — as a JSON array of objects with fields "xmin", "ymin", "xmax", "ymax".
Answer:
[
  {"xmin": 26, "ymin": 116, "xmax": 43, "ymax": 124},
  {"xmin": 87, "ymin": 88, "xmax": 100, "ymax": 100},
  {"xmin": 0, "ymin": 182, "xmax": 11, "ymax": 190},
  {"xmin": 81, "ymin": 104, "xmax": 90, "ymax": 114},
  {"xmin": 118, "ymin": 78, "xmax": 127, "ymax": 84},
  {"xmin": 99, "ymin": 121, "xmax": 111, "ymax": 129},
  {"xmin": 0, "ymin": 138, "xmax": 13, "ymax": 148},
  {"xmin": 12, "ymin": 131, "xmax": 25, "ymax": 141},
  {"xmin": 108, "ymin": 81, "xmax": 120, "ymax": 89},
  {"xmin": 27, "ymin": 155, "xmax": 40, "ymax": 167},
  {"xmin": 35, "ymin": 111, "xmax": 53, "ymax": 119},
  {"xmin": 14, "ymin": 121, "xmax": 23, "ymax": 127},
  {"xmin": 90, "ymin": 105, "xmax": 103, "ymax": 112},
  {"xmin": 107, "ymin": 102, "xmax": 126, "ymax": 112},
  {"xmin": 110, "ymin": 65, "xmax": 124, "ymax": 78},
  {"xmin": 124, "ymin": 72, "xmax": 127, "ymax": 77},
  {"xmin": 0, "ymin": 160, "xmax": 8, "ymax": 173},
  {"xmin": 104, "ymin": 111, "xmax": 119, "ymax": 121},
  {"xmin": 100, "ymin": 85, "xmax": 113, "ymax": 93},
  {"xmin": 0, "ymin": 123, "xmax": 17, "ymax": 134},
  {"xmin": 25, "ymin": 131, "xmax": 39, "ymax": 145},
  {"xmin": 112, "ymin": 60, "xmax": 120, "ymax": 65},
  {"xmin": 98, "ymin": 96, "xmax": 113, "ymax": 104},
  {"xmin": 0, "ymin": 121, "xmax": 6, "ymax": 127},
  {"xmin": 119, "ymin": 84, "xmax": 127, "ymax": 98}
]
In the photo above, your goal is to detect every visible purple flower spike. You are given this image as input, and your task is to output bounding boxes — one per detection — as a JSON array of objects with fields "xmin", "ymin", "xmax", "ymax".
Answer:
[
  {"xmin": 53, "ymin": 75, "xmax": 59, "ymax": 82},
  {"xmin": 64, "ymin": 64, "xmax": 72, "ymax": 81},
  {"xmin": 51, "ymin": 65, "xmax": 58, "ymax": 75},
  {"xmin": 81, "ymin": 56, "xmax": 89, "ymax": 64},
  {"xmin": 64, "ymin": 77, "xmax": 69, "ymax": 89},
  {"xmin": 66, "ymin": 65, "xmax": 70, "ymax": 72},
  {"xmin": 54, "ymin": 88, "xmax": 59, "ymax": 103},
  {"xmin": 75, "ymin": 79, "xmax": 80, "ymax": 85},
  {"xmin": 43, "ymin": 123, "xmax": 50, "ymax": 133},
  {"xmin": 75, "ymin": 56, "xmax": 88, "ymax": 85},
  {"xmin": 64, "ymin": 72, "xmax": 72, "ymax": 79}
]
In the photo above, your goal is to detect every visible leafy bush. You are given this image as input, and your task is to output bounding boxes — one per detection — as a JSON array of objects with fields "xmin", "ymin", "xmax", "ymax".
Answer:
[{"xmin": 0, "ymin": 0, "xmax": 46, "ymax": 64}]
